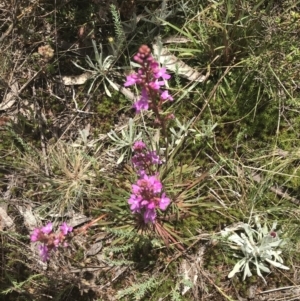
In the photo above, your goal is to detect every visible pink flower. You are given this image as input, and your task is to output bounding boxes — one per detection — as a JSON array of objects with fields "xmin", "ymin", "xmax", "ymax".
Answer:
[
  {"xmin": 144, "ymin": 209, "xmax": 156, "ymax": 224},
  {"xmin": 124, "ymin": 46, "xmax": 173, "ymax": 117},
  {"xmin": 132, "ymin": 175, "xmax": 162, "ymax": 195},
  {"xmin": 124, "ymin": 74, "xmax": 137, "ymax": 86},
  {"xmin": 160, "ymin": 90, "xmax": 173, "ymax": 101},
  {"xmin": 39, "ymin": 245, "xmax": 50, "ymax": 262},
  {"xmin": 149, "ymin": 80, "xmax": 165, "ymax": 91},
  {"xmin": 133, "ymin": 99, "xmax": 149, "ymax": 112},
  {"xmin": 147, "ymin": 151, "xmax": 161, "ymax": 165},
  {"xmin": 128, "ymin": 194, "xmax": 142, "ymax": 212},
  {"xmin": 142, "ymin": 199, "xmax": 154, "ymax": 209},
  {"xmin": 133, "ymin": 141, "xmax": 146, "ymax": 151},
  {"xmin": 128, "ymin": 173, "xmax": 170, "ymax": 223},
  {"xmin": 60, "ymin": 222, "xmax": 73, "ymax": 235},
  {"xmin": 131, "ymin": 183, "xmax": 141, "ymax": 194},
  {"xmin": 159, "ymin": 193, "xmax": 171, "ymax": 210},
  {"xmin": 150, "ymin": 61, "xmax": 159, "ymax": 70},
  {"xmin": 154, "ymin": 67, "xmax": 171, "ymax": 80},
  {"xmin": 54, "ymin": 237, "xmax": 60, "ymax": 247},
  {"xmin": 143, "ymin": 175, "xmax": 162, "ymax": 193},
  {"xmin": 41, "ymin": 222, "xmax": 53, "ymax": 234},
  {"xmin": 30, "ymin": 228, "xmax": 42, "ymax": 242},
  {"xmin": 30, "ymin": 222, "xmax": 73, "ymax": 262},
  {"xmin": 133, "ymin": 88, "xmax": 149, "ymax": 112},
  {"xmin": 132, "ymin": 147, "xmax": 161, "ymax": 174}
]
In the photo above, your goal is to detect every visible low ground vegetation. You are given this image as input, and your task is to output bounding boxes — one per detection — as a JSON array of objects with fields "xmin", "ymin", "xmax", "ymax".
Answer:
[{"xmin": 1, "ymin": 0, "xmax": 300, "ymax": 300}]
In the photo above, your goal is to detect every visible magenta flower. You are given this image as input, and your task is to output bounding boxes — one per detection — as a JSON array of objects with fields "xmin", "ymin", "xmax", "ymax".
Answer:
[
  {"xmin": 141, "ymin": 198, "xmax": 155, "ymax": 209},
  {"xmin": 128, "ymin": 194, "xmax": 142, "ymax": 213},
  {"xmin": 150, "ymin": 61, "xmax": 159, "ymax": 70},
  {"xmin": 124, "ymin": 73, "xmax": 139, "ymax": 86},
  {"xmin": 144, "ymin": 209, "xmax": 156, "ymax": 224},
  {"xmin": 147, "ymin": 151, "xmax": 161, "ymax": 165},
  {"xmin": 54, "ymin": 237, "xmax": 60, "ymax": 247},
  {"xmin": 149, "ymin": 80, "xmax": 165, "ymax": 91},
  {"xmin": 132, "ymin": 148, "xmax": 161, "ymax": 175},
  {"xmin": 133, "ymin": 98, "xmax": 148, "ymax": 112},
  {"xmin": 128, "ymin": 173, "xmax": 170, "ymax": 224},
  {"xmin": 125, "ymin": 45, "xmax": 173, "ymax": 117},
  {"xmin": 39, "ymin": 245, "xmax": 50, "ymax": 262},
  {"xmin": 146, "ymin": 175, "xmax": 163, "ymax": 193},
  {"xmin": 159, "ymin": 193, "xmax": 171, "ymax": 210},
  {"xmin": 60, "ymin": 222, "xmax": 73, "ymax": 235},
  {"xmin": 133, "ymin": 175, "xmax": 162, "ymax": 195},
  {"xmin": 41, "ymin": 222, "xmax": 53, "ymax": 234},
  {"xmin": 154, "ymin": 67, "xmax": 171, "ymax": 80},
  {"xmin": 30, "ymin": 228, "xmax": 42, "ymax": 242},
  {"xmin": 133, "ymin": 88, "xmax": 149, "ymax": 113},
  {"xmin": 160, "ymin": 90, "xmax": 173, "ymax": 101},
  {"xmin": 133, "ymin": 141, "xmax": 146, "ymax": 151},
  {"xmin": 30, "ymin": 222, "xmax": 73, "ymax": 262}
]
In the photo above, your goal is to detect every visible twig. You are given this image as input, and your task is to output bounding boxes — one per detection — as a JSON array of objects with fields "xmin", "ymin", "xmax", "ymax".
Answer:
[
  {"xmin": 259, "ymin": 285, "xmax": 300, "ymax": 294},
  {"xmin": 0, "ymin": 22, "xmax": 14, "ymax": 43},
  {"xmin": 71, "ymin": 86, "xmax": 95, "ymax": 114},
  {"xmin": 18, "ymin": 70, "xmax": 42, "ymax": 94},
  {"xmin": 75, "ymin": 214, "xmax": 107, "ymax": 234}
]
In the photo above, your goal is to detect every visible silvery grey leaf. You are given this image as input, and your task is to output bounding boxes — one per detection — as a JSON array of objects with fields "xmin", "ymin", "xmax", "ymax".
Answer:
[
  {"xmin": 152, "ymin": 43, "xmax": 206, "ymax": 82},
  {"xmin": 86, "ymin": 242, "xmax": 103, "ymax": 256}
]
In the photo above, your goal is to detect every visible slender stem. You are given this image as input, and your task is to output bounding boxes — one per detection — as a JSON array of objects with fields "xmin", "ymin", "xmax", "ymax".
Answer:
[{"xmin": 75, "ymin": 214, "xmax": 107, "ymax": 234}]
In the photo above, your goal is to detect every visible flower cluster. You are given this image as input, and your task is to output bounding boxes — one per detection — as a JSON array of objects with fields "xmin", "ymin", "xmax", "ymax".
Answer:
[
  {"xmin": 132, "ymin": 140, "xmax": 161, "ymax": 176},
  {"xmin": 30, "ymin": 222, "xmax": 73, "ymax": 262},
  {"xmin": 124, "ymin": 45, "xmax": 173, "ymax": 113},
  {"xmin": 128, "ymin": 141, "xmax": 170, "ymax": 224}
]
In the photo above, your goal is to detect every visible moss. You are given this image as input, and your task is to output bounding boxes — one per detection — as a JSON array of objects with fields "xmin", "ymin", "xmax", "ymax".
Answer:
[
  {"xmin": 132, "ymin": 238, "xmax": 158, "ymax": 270},
  {"xmin": 197, "ymin": 210, "xmax": 234, "ymax": 232},
  {"xmin": 150, "ymin": 278, "xmax": 174, "ymax": 300},
  {"xmin": 73, "ymin": 247, "xmax": 85, "ymax": 262},
  {"xmin": 92, "ymin": 90, "xmax": 131, "ymax": 133}
]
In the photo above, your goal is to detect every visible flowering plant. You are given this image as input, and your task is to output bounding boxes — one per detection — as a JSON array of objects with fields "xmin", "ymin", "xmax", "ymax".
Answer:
[
  {"xmin": 125, "ymin": 44, "xmax": 174, "ymax": 135},
  {"xmin": 128, "ymin": 141, "xmax": 170, "ymax": 224},
  {"xmin": 30, "ymin": 222, "xmax": 73, "ymax": 262},
  {"xmin": 124, "ymin": 45, "xmax": 174, "ymax": 225}
]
